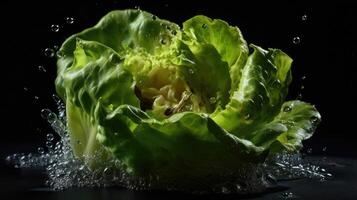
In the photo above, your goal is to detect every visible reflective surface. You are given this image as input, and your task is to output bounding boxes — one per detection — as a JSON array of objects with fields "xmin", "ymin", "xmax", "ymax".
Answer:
[{"xmin": 1, "ymin": 143, "xmax": 357, "ymax": 199}]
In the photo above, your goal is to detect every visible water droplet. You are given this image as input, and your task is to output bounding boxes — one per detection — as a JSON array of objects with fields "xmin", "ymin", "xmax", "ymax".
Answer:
[
  {"xmin": 202, "ymin": 24, "xmax": 208, "ymax": 29},
  {"xmin": 46, "ymin": 141, "xmax": 53, "ymax": 149},
  {"xmin": 65, "ymin": 17, "xmax": 74, "ymax": 24},
  {"xmin": 322, "ymin": 146, "xmax": 327, "ymax": 152},
  {"xmin": 188, "ymin": 69, "xmax": 194, "ymax": 74},
  {"xmin": 152, "ymin": 15, "xmax": 157, "ymax": 20},
  {"xmin": 52, "ymin": 94, "xmax": 61, "ymax": 103},
  {"xmin": 56, "ymin": 50, "xmax": 64, "ymax": 58},
  {"xmin": 310, "ymin": 116, "xmax": 319, "ymax": 124},
  {"xmin": 184, "ymin": 105, "xmax": 192, "ymax": 111},
  {"xmin": 307, "ymin": 148, "xmax": 312, "ymax": 154},
  {"xmin": 300, "ymin": 85, "xmax": 305, "ymax": 90},
  {"xmin": 47, "ymin": 133, "xmax": 54, "ymax": 141},
  {"xmin": 38, "ymin": 65, "xmax": 47, "ymax": 72},
  {"xmin": 283, "ymin": 105, "xmax": 292, "ymax": 112},
  {"xmin": 50, "ymin": 24, "xmax": 60, "ymax": 32},
  {"xmin": 44, "ymin": 48, "xmax": 55, "ymax": 57},
  {"xmin": 282, "ymin": 192, "xmax": 294, "ymax": 198},
  {"xmin": 293, "ymin": 36, "xmax": 301, "ymax": 44},
  {"xmin": 160, "ymin": 39, "xmax": 166, "ymax": 45},
  {"xmin": 266, "ymin": 174, "xmax": 277, "ymax": 185},
  {"xmin": 221, "ymin": 186, "xmax": 229, "ymax": 194},
  {"xmin": 38, "ymin": 147, "xmax": 45, "ymax": 154},
  {"xmin": 41, "ymin": 108, "xmax": 57, "ymax": 123},
  {"xmin": 209, "ymin": 97, "xmax": 216, "ymax": 104},
  {"xmin": 244, "ymin": 114, "xmax": 251, "ymax": 120},
  {"xmin": 297, "ymin": 93, "xmax": 303, "ymax": 99},
  {"xmin": 301, "ymin": 14, "xmax": 308, "ymax": 21}
]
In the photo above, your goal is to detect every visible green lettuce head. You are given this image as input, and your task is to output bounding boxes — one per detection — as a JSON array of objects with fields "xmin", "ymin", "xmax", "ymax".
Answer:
[{"xmin": 56, "ymin": 10, "xmax": 321, "ymax": 189}]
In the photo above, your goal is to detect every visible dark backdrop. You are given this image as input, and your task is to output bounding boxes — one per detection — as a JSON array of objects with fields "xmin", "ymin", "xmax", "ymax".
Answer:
[{"xmin": 1, "ymin": 0, "xmax": 356, "ymax": 158}]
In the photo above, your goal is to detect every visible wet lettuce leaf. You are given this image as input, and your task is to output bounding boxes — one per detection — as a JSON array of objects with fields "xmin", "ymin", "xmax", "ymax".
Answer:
[{"xmin": 56, "ymin": 10, "xmax": 321, "ymax": 185}]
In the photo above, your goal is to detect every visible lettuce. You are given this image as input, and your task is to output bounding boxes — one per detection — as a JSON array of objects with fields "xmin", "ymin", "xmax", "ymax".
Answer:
[{"xmin": 56, "ymin": 10, "xmax": 321, "ymax": 188}]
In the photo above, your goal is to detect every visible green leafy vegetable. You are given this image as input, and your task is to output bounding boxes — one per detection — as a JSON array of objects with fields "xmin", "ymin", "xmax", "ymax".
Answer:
[{"xmin": 56, "ymin": 9, "xmax": 321, "ymax": 187}]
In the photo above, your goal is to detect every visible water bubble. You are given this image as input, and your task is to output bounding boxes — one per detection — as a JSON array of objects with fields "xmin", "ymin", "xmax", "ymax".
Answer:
[
  {"xmin": 209, "ymin": 97, "xmax": 217, "ymax": 104},
  {"xmin": 160, "ymin": 39, "xmax": 166, "ymax": 45},
  {"xmin": 202, "ymin": 24, "xmax": 208, "ymax": 29},
  {"xmin": 53, "ymin": 45, "xmax": 59, "ymax": 50},
  {"xmin": 244, "ymin": 114, "xmax": 251, "ymax": 120},
  {"xmin": 56, "ymin": 50, "xmax": 64, "ymax": 58},
  {"xmin": 103, "ymin": 167, "xmax": 114, "ymax": 181},
  {"xmin": 5, "ymin": 155, "xmax": 11, "ymax": 162},
  {"xmin": 47, "ymin": 133, "xmax": 54, "ymax": 141},
  {"xmin": 310, "ymin": 116, "xmax": 319, "ymax": 124},
  {"xmin": 301, "ymin": 76, "xmax": 306, "ymax": 80},
  {"xmin": 266, "ymin": 174, "xmax": 277, "ymax": 185},
  {"xmin": 301, "ymin": 14, "xmax": 308, "ymax": 21},
  {"xmin": 41, "ymin": 108, "xmax": 58, "ymax": 123},
  {"xmin": 152, "ymin": 15, "xmax": 157, "ymax": 20},
  {"xmin": 300, "ymin": 85, "xmax": 305, "ymax": 90},
  {"xmin": 44, "ymin": 48, "xmax": 55, "ymax": 57},
  {"xmin": 292, "ymin": 36, "xmax": 301, "ymax": 44},
  {"xmin": 283, "ymin": 105, "xmax": 292, "ymax": 112},
  {"xmin": 65, "ymin": 17, "xmax": 74, "ymax": 24},
  {"xmin": 307, "ymin": 148, "xmax": 312, "ymax": 154},
  {"xmin": 282, "ymin": 192, "xmax": 294, "ymax": 198},
  {"xmin": 24, "ymin": 87, "xmax": 29, "ymax": 92},
  {"xmin": 38, "ymin": 65, "xmax": 47, "ymax": 72},
  {"xmin": 50, "ymin": 24, "xmax": 60, "ymax": 32},
  {"xmin": 46, "ymin": 141, "xmax": 53, "ymax": 149},
  {"xmin": 52, "ymin": 94, "xmax": 61, "ymax": 103},
  {"xmin": 34, "ymin": 96, "xmax": 39, "ymax": 101},
  {"xmin": 134, "ymin": 6, "xmax": 140, "ymax": 10},
  {"xmin": 38, "ymin": 147, "xmax": 45, "ymax": 154}
]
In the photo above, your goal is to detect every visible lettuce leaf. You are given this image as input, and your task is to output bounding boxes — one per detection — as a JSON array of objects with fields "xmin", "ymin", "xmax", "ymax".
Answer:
[{"xmin": 56, "ymin": 9, "xmax": 321, "ymax": 186}]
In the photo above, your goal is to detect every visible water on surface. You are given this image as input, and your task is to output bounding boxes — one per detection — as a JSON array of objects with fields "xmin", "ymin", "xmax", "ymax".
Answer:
[{"xmin": 4, "ymin": 96, "xmax": 332, "ymax": 193}]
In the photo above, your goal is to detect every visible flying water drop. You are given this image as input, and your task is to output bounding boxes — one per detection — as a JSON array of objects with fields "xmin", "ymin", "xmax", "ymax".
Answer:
[
  {"xmin": 292, "ymin": 36, "xmax": 301, "ymax": 44},
  {"xmin": 44, "ymin": 48, "xmax": 55, "ymax": 57},
  {"xmin": 50, "ymin": 24, "xmax": 60, "ymax": 32},
  {"xmin": 65, "ymin": 17, "xmax": 75, "ymax": 24}
]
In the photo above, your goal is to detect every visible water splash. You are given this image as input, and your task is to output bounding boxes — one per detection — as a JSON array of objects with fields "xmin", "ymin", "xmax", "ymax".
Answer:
[{"xmin": 5, "ymin": 96, "xmax": 332, "ymax": 193}]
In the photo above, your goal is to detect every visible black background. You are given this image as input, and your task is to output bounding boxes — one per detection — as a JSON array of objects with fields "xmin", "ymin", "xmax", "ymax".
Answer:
[
  {"xmin": 1, "ymin": 0, "xmax": 356, "ymax": 156},
  {"xmin": 0, "ymin": 0, "xmax": 357, "ymax": 198}
]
